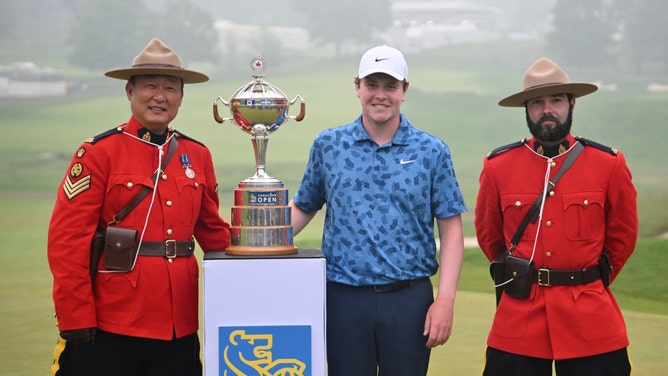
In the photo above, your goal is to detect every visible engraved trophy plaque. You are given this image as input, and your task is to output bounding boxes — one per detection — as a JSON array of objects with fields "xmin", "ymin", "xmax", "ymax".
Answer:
[{"xmin": 213, "ymin": 56, "xmax": 305, "ymax": 255}]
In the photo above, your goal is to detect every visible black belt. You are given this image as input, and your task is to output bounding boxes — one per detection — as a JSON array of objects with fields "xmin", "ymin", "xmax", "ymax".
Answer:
[
  {"xmin": 138, "ymin": 239, "xmax": 195, "ymax": 258},
  {"xmin": 370, "ymin": 278, "xmax": 428, "ymax": 293},
  {"xmin": 532, "ymin": 266, "xmax": 601, "ymax": 286}
]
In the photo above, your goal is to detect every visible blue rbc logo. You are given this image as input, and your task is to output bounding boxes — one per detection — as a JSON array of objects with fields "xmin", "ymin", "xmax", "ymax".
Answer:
[{"xmin": 219, "ymin": 325, "xmax": 311, "ymax": 376}]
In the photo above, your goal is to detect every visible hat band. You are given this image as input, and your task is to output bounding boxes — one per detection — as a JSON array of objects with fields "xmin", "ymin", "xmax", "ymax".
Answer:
[
  {"xmin": 524, "ymin": 82, "xmax": 567, "ymax": 91},
  {"xmin": 132, "ymin": 63, "xmax": 184, "ymax": 70}
]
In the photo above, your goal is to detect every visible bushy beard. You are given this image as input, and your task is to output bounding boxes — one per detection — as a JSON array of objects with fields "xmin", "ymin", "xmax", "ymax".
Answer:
[{"xmin": 526, "ymin": 107, "xmax": 573, "ymax": 144}]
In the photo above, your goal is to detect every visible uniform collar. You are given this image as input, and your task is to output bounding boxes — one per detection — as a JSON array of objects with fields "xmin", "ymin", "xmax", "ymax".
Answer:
[
  {"xmin": 125, "ymin": 116, "xmax": 170, "ymax": 145},
  {"xmin": 528, "ymin": 134, "xmax": 576, "ymax": 157}
]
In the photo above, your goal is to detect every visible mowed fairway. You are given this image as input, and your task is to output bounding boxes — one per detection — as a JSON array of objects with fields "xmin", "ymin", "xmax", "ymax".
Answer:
[{"xmin": 1, "ymin": 42, "xmax": 667, "ymax": 375}]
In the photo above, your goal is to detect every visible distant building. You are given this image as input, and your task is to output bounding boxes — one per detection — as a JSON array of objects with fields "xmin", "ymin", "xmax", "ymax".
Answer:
[
  {"xmin": 0, "ymin": 62, "xmax": 67, "ymax": 98},
  {"xmin": 382, "ymin": 1, "xmax": 506, "ymax": 52}
]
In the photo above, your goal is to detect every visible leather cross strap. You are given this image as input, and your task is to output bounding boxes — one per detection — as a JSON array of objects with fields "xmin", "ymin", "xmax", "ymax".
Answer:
[
  {"xmin": 109, "ymin": 136, "xmax": 179, "ymax": 225},
  {"xmin": 509, "ymin": 140, "xmax": 584, "ymax": 251}
]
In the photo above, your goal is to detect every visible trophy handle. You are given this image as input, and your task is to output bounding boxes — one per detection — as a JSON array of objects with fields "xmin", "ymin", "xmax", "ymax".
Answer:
[
  {"xmin": 289, "ymin": 95, "xmax": 306, "ymax": 122},
  {"xmin": 213, "ymin": 96, "xmax": 232, "ymax": 124}
]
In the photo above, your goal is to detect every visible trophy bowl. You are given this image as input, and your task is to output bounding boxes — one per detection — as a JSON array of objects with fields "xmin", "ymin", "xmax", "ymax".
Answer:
[{"xmin": 213, "ymin": 56, "xmax": 305, "ymax": 256}]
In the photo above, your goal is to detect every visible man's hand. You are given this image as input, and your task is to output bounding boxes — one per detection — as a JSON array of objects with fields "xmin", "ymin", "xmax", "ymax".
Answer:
[{"xmin": 60, "ymin": 327, "xmax": 96, "ymax": 345}]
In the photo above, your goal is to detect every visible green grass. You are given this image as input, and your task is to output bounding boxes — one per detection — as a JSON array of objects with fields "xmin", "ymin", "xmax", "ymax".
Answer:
[{"xmin": 1, "ymin": 41, "xmax": 667, "ymax": 374}]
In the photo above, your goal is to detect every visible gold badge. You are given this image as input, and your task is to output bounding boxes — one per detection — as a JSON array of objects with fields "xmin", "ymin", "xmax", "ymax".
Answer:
[
  {"xmin": 558, "ymin": 144, "xmax": 566, "ymax": 154},
  {"xmin": 70, "ymin": 162, "xmax": 84, "ymax": 178},
  {"xmin": 142, "ymin": 132, "xmax": 151, "ymax": 142},
  {"xmin": 536, "ymin": 145, "xmax": 544, "ymax": 155},
  {"xmin": 77, "ymin": 147, "xmax": 86, "ymax": 158}
]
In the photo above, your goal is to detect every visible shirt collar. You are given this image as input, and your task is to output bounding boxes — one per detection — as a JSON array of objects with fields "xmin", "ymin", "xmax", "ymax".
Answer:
[{"xmin": 351, "ymin": 113, "xmax": 413, "ymax": 146}]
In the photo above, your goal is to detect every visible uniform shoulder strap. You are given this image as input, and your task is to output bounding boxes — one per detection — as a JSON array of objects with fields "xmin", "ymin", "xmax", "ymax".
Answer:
[
  {"xmin": 172, "ymin": 129, "xmax": 205, "ymax": 146},
  {"xmin": 85, "ymin": 127, "xmax": 123, "ymax": 145},
  {"xmin": 486, "ymin": 139, "xmax": 527, "ymax": 160},
  {"xmin": 575, "ymin": 136, "xmax": 618, "ymax": 156}
]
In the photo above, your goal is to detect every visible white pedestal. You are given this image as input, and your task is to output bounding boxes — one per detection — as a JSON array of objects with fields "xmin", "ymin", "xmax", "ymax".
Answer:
[{"xmin": 202, "ymin": 249, "xmax": 326, "ymax": 376}]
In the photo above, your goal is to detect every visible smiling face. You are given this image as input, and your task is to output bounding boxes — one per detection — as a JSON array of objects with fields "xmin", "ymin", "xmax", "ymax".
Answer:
[
  {"xmin": 355, "ymin": 73, "xmax": 408, "ymax": 129},
  {"xmin": 126, "ymin": 75, "xmax": 184, "ymax": 134}
]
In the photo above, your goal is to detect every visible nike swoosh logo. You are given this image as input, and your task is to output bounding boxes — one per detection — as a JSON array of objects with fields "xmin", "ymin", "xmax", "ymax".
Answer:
[
  {"xmin": 400, "ymin": 159, "xmax": 416, "ymax": 165},
  {"xmin": 375, "ymin": 58, "xmax": 389, "ymax": 62}
]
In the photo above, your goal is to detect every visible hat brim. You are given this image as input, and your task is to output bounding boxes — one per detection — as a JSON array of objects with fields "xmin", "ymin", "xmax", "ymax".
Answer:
[
  {"xmin": 105, "ymin": 67, "xmax": 209, "ymax": 84},
  {"xmin": 358, "ymin": 68, "xmax": 406, "ymax": 81},
  {"xmin": 498, "ymin": 82, "xmax": 598, "ymax": 107}
]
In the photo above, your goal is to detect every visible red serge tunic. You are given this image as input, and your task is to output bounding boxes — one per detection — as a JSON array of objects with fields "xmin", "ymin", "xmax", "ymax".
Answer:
[
  {"xmin": 48, "ymin": 117, "xmax": 230, "ymax": 340},
  {"xmin": 474, "ymin": 134, "xmax": 637, "ymax": 359}
]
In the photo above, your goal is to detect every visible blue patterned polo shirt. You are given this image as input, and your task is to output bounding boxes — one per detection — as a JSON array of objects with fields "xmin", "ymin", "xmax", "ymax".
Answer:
[{"xmin": 293, "ymin": 114, "xmax": 467, "ymax": 285}]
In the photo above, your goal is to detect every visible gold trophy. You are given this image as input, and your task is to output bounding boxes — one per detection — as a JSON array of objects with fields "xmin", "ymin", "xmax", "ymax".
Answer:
[{"xmin": 213, "ymin": 56, "xmax": 305, "ymax": 255}]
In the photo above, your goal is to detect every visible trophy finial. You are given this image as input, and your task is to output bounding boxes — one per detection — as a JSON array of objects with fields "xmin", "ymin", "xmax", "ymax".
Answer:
[{"xmin": 250, "ymin": 56, "xmax": 266, "ymax": 76}]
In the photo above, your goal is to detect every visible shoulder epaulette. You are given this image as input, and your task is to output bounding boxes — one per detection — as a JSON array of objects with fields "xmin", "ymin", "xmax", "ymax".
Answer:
[
  {"xmin": 172, "ymin": 129, "xmax": 205, "ymax": 146},
  {"xmin": 486, "ymin": 139, "xmax": 527, "ymax": 159},
  {"xmin": 85, "ymin": 127, "xmax": 123, "ymax": 144},
  {"xmin": 576, "ymin": 136, "xmax": 618, "ymax": 156}
]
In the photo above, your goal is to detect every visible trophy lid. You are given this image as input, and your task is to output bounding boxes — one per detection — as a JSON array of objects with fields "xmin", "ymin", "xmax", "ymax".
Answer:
[{"xmin": 227, "ymin": 56, "xmax": 290, "ymax": 134}]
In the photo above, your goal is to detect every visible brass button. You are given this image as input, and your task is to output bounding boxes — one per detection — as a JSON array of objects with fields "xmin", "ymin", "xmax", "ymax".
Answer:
[
  {"xmin": 115, "ymin": 242, "xmax": 122, "ymax": 249},
  {"xmin": 546, "ymin": 221, "xmax": 552, "ymax": 227},
  {"xmin": 546, "ymin": 252, "xmax": 552, "ymax": 257},
  {"xmin": 194, "ymin": 182, "xmax": 199, "ymax": 188},
  {"xmin": 550, "ymin": 161, "xmax": 557, "ymax": 168},
  {"xmin": 127, "ymin": 182, "xmax": 133, "ymax": 188},
  {"xmin": 166, "ymin": 229, "xmax": 173, "ymax": 235},
  {"xmin": 549, "ymin": 191, "xmax": 555, "ymax": 197},
  {"xmin": 166, "ymin": 200, "xmax": 173, "ymax": 206},
  {"xmin": 584, "ymin": 199, "xmax": 589, "ymax": 207},
  {"xmin": 162, "ymin": 174, "xmax": 168, "ymax": 180},
  {"xmin": 515, "ymin": 201, "xmax": 521, "ymax": 207}
]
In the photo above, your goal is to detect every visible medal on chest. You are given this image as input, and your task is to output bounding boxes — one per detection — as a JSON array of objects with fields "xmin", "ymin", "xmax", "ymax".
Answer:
[{"xmin": 180, "ymin": 153, "xmax": 195, "ymax": 179}]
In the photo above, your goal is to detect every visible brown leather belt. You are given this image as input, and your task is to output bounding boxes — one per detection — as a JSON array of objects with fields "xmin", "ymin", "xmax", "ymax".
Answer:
[
  {"xmin": 531, "ymin": 266, "xmax": 601, "ymax": 286},
  {"xmin": 138, "ymin": 239, "xmax": 195, "ymax": 258}
]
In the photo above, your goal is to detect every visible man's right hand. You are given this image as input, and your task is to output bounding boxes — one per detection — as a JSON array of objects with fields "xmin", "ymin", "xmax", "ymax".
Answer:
[{"xmin": 60, "ymin": 327, "xmax": 96, "ymax": 345}]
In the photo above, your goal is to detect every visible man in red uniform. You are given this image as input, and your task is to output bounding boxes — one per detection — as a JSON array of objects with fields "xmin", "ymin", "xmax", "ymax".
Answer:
[
  {"xmin": 48, "ymin": 38, "xmax": 230, "ymax": 375},
  {"xmin": 475, "ymin": 57, "xmax": 637, "ymax": 375}
]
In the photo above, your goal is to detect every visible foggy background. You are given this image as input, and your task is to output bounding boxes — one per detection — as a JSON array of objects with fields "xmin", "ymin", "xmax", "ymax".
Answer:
[{"xmin": 2, "ymin": 0, "xmax": 667, "ymax": 83}]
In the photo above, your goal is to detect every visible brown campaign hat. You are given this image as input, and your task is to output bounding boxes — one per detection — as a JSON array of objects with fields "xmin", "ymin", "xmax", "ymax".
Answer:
[
  {"xmin": 498, "ymin": 57, "xmax": 597, "ymax": 107},
  {"xmin": 105, "ymin": 38, "xmax": 208, "ymax": 84}
]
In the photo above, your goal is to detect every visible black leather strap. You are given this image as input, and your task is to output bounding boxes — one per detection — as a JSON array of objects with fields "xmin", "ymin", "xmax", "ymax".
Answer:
[
  {"xmin": 138, "ymin": 239, "xmax": 195, "ymax": 258},
  {"xmin": 532, "ymin": 265, "xmax": 601, "ymax": 286}
]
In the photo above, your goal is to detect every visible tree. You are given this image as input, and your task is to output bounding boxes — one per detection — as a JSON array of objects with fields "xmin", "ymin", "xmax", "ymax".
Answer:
[
  {"xmin": 67, "ymin": 0, "xmax": 153, "ymax": 70},
  {"xmin": 615, "ymin": 0, "xmax": 668, "ymax": 72},
  {"xmin": 66, "ymin": 0, "xmax": 218, "ymax": 71},
  {"xmin": 546, "ymin": 0, "xmax": 615, "ymax": 68},
  {"xmin": 154, "ymin": 0, "xmax": 219, "ymax": 63},
  {"xmin": 289, "ymin": 0, "xmax": 392, "ymax": 58}
]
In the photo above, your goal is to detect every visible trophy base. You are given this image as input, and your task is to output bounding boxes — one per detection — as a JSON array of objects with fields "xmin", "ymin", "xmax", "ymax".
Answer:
[{"xmin": 225, "ymin": 244, "xmax": 298, "ymax": 256}]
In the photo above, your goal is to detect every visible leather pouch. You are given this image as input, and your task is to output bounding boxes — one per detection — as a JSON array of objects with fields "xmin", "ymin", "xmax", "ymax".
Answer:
[
  {"xmin": 503, "ymin": 254, "xmax": 533, "ymax": 299},
  {"xmin": 103, "ymin": 227, "xmax": 138, "ymax": 272}
]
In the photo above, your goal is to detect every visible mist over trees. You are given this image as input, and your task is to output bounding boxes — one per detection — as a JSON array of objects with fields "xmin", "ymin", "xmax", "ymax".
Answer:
[{"xmin": 0, "ymin": 0, "xmax": 667, "ymax": 73}]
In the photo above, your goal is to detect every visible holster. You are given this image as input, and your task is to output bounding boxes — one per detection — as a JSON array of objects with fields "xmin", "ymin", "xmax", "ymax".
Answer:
[
  {"xmin": 89, "ymin": 230, "xmax": 105, "ymax": 282},
  {"xmin": 503, "ymin": 254, "xmax": 533, "ymax": 300},
  {"xmin": 490, "ymin": 250, "xmax": 508, "ymax": 306},
  {"xmin": 599, "ymin": 253, "xmax": 611, "ymax": 287},
  {"xmin": 103, "ymin": 227, "xmax": 138, "ymax": 272}
]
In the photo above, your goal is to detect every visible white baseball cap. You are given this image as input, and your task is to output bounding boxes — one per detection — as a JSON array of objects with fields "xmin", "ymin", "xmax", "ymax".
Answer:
[{"xmin": 358, "ymin": 45, "xmax": 408, "ymax": 81}]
